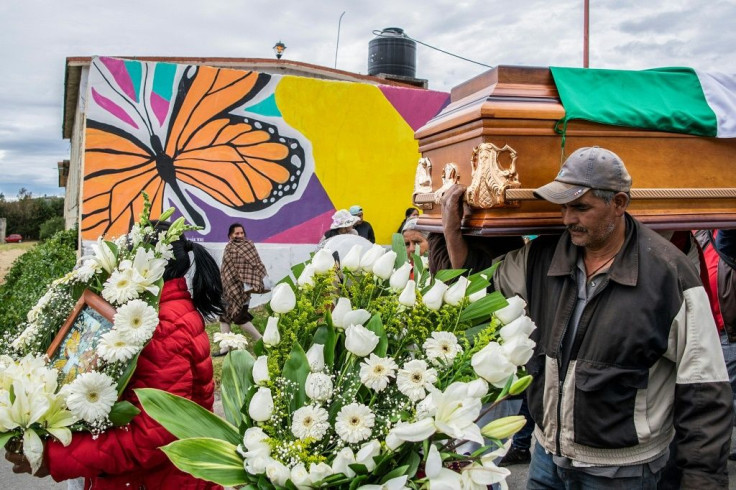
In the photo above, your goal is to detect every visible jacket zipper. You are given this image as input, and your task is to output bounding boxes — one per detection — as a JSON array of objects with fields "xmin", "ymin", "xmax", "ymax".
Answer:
[{"xmin": 555, "ymin": 275, "xmax": 577, "ymax": 456}]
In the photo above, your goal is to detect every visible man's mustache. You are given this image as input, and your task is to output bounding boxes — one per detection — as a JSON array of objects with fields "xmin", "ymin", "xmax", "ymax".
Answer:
[{"xmin": 567, "ymin": 226, "xmax": 587, "ymax": 233}]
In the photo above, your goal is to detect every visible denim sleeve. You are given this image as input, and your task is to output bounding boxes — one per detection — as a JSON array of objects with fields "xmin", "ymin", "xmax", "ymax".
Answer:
[{"xmin": 715, "ymin": 229, "xmax": 736, "ymax": 261}]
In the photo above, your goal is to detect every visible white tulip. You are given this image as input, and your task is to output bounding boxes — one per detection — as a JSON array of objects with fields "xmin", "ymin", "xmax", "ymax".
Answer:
[
  {"xmin": 270, "ymin": 283, "xmax": 296, "ymax": 314},
  {"xmin": 305, "ymin": 372, "xmax": 334, "ymax": 401},
  {"xmin": 331, "ymin": 297, "xmax": 352, "ymax": 328},
  {"xmin": 468, "ymin": 288, "xmax": 487, "ymax": 303},
  {"xmin": 360, "ymin": 245, "xmax": 386, "ymax": 272},
  {"xmin": 263, "ymin": 317, "xmax": 281, "ymax": 346},
  {"xmin": 499, "ymin": 315, "xmax": 537, "ymax": 341},
  {"xmin": 341, "ymin": 245, "xmax": 363, "ymax": 271},
  {"xmin": 312, "ymin": 248, "xmax": 336, "ymax": 274},
  {"xmin": 356, "ymin": 439, "xmax": 381, "ymax": 471},
  {"xmin": 502, "ymin": 335, "xmax": 536, "ymax": 366},
  {"xmin": 297, "ymin": 264, "xmax": 315, "ymax": 287},
  {"xmin": 471, "ymin": 342, "xmax": 517, "ymax": 388},
  {"xmin": 306, "ymin": 343, "xmax": 325, "ymax": 372},
  {"xmin": 398, "ymin": 280, "xmax": 417, "ymax": 307},
  {"xmin": 248, "ymin": 387, "xmax": 274, "ymax": 422},
  {"xmin": 343, "ymin": 309, "xmax": 371, "ymax": 327},
  {"xmin": 423, "ymin": 280, "xmax": 448, "ymax": 311},
  {"xmin": 494, "ymin": 295, "xmax": 527, "ymax": 324},
  {"xmin": 331, "ymin": 447, "xmax": 356, "ymax": 477},
  {"xmin": 372, "ymin": 251, "xmax": 397, "ymax": 280},
  {"xmin": 443, "ymin": 276, "xmax": 469, "ymax": 306},
  {"xmin": 252, "ymin": 355, "xmax": 270, "ymax": 385},
  {"xmin": 345, "ymin": 324, "xmax": 380, "ymax": 357},
  {"xmin": 389, "ymin": 262, "xmax": 412, "ymax": 291}
]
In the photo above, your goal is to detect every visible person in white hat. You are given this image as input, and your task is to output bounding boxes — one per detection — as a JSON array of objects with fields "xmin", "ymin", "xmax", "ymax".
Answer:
[{"xmin": 320, "ymin": 209, "xmax": 359, "ymax": 245}]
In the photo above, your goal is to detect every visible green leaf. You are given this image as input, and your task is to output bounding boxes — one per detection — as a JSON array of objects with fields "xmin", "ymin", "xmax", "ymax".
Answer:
[
  {"xmin": 116, "ymin": 353, "xmax": 140, "ymax": 397},
  {"xmin": 0, "ymin": 431, "xmax": 16, "ymax": 450},
  {"xmin": 380, "ymin": 465, "xmax": 409, "ymax": 483},
  {"xmin": 459, "ymin": 291, "xmax": 508, "ymax": 323},
  {"xmin": 253, "ymin": 338, "xmax": 265, "ymax": 357},
  {"xmin": 391, "ymin": 233, "xmax": 408, "ymax": 268},
  {"xmin": 348, "ymin": 463, "xmax": 369, "ymax": 475},
  {"xmin": 136, "ymin": 388, "xmax": 240, "ymax": 445},
  {"xmin": 349, "ymin": 475, "xmax": 368, "ymax": 490},
  {"xmin": 221, "ymin": 350, "xmax": 255, "ymax": 427},
  {"xmin": 405, "ymin": 451, "xmax": 421, "ymax": 478},
  {"xmin": 312, "ymin": 322, "xmax": 337, "ymax": 368},
  {"xmin": 160, "ymin": 437, "xmax": 247, "ymax": 487},
  {"xmin": 464, "ymin": 322, "xmax": 491, "ymax": 342},
  {"xmin": 466, "ymin": 276, "xmax": 491, "ymax": 296},
  {"xmin": 104, "ymin": 240, "xmax": 118, "ymax": 257},
  {"xmin": 434, "ymin": 268, "xmax": 467, "ymax": 283},
  {"xmin": 282, "ymin": 343, "xmax": 310, "ymax": 411},
  {"xmin": 277, "ymin": 275, "xmax": 296, "ymax": 289},
  {"xmin": 291, "ymin": 261, "xmax": 307, "ymax": 282},
  {"xmin": 364, "ymin": 314, "xmax": 388, "ymax": 357},
  {"xmin": 108, "ymin": 400, "xmax": 140, "ymax": 426}
]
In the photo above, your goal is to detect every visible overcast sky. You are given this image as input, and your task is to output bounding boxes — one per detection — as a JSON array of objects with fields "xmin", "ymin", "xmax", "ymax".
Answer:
[{"xmin": 1, "ymin": 0, "xmax": 735, "ymax": 198}]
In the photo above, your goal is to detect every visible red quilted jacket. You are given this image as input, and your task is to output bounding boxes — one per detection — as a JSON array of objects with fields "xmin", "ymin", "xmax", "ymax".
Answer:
[{"xmin": 47, "ymin": 278, "xmax": 222, "ymax": 489}]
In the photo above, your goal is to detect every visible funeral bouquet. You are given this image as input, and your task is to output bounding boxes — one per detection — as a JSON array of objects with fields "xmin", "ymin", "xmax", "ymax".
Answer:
[
  {"xmin": 140, "ymin": 237, "xmax": 537, "ymax": 489},
  {"xmin": 0, "ymin": 194, "xmax": 196, "ymax": 471}
]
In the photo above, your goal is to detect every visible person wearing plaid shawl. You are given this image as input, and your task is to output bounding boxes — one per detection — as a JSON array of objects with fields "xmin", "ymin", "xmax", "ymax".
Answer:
[{"xmin": 216, "ymin": 223, "xmax": 267, "ymax": 355}]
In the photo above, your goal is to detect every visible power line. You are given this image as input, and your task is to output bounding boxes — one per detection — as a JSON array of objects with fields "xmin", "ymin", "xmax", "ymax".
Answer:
[{"xmin": 372, "ymin": 29, "xmax": 493, "ymax": 69}]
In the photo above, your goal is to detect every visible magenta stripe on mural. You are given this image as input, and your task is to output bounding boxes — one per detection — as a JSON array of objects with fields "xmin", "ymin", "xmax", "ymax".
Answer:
[
  {"xmin": 99, "ymin": 57, "xmax": 138, "ymax": 102},
  {"xmin": 91, "ymin": 88, "xmax": 139, "ymax": 129},
  {"xmin": 150, "ymin": 92, "xmax": 170, "ymax": 126}
]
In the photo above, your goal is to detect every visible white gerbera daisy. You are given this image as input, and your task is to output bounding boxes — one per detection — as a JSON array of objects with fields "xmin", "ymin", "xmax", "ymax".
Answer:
[
  {"xmin": 291, "ymin": 405, "xmax": 330, "ymax": 441},
  {"xmin": 214, "ymin": 332, "xmax": 249, "ymax": 351},
  {"xmin": 113, "ymin": 299, "xmax": 159, "ymax": 344},
  {"xmin": 397, "ymin": 359, "xmax": 438, "ymax": 402},
  {"xmin": 102, "ymin": 268, "xmax": 139, "ymax": 305},
  {"xmin": 335, "ymin": 403, "xmax": 375, "ymax": 444},
  {"xmin": 63, "ymin": 372, "xmax": 118, "ymax": 423},
  {"xmin": 359, "ymin": 354, "xmax": 398, "ymax": 392},
  {"xmin": 96, "ymin": 330, "xmax": 139, "ymax": 363},
  {"xmin": 423, "ymin": 331, "xmax": 463, "ymax": 365}
]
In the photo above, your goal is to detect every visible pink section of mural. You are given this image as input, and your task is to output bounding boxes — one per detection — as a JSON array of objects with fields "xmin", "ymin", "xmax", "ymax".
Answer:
[
  {"xmin": 263, "ymin": 209, "xmax": 335, "ymax": 244},
  {"xmin": 378, "ymin": 86, "xmax": 449, "ymax": 131},
  {"xmin": 150, "ymin": 92, "xmax": 169, "ymax": 126},
  {"xmin": 90, "ymin": 88, "xmax": 139, "ymax": 129},
  {"xmin": 99, "ymin": 57, "xmax": 137, "ymax": 102}
]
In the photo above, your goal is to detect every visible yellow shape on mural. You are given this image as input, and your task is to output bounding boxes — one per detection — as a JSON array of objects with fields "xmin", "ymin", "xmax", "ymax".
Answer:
[{"xmin": 276, "ymin": 77, "xmax": 419, "ymax": 244}]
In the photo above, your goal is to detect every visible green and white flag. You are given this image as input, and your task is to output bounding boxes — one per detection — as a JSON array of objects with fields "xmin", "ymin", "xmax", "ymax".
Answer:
[{"xmin": 550, "ymin": 67, "xmax": 736, "ymax": 138}]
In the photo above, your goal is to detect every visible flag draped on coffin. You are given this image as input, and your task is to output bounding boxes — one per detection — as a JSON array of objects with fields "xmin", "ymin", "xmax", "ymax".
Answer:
[{"xmin": 550, "ymin": 67, "xmax": 736, "ymax": 138}]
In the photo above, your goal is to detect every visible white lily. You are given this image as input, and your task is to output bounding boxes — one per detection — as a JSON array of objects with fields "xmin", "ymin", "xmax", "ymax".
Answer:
[
  {"xmin": 461, "ymin": 440, "xmax": 512, "ymax": 490},
  {"xmin": 91, "ymin": 237, "xmax": 117, "ymax": 273},
  {"xmin": 357, "ymin": 475, "xmax": 409, "ymax": 490},
  {"xmin": 432, "ymin": 382, "xmax": 484, "ymax": 444},
  {"xmin": 426, "ymin": 445, "xmax": 462, "ymax": 490}
]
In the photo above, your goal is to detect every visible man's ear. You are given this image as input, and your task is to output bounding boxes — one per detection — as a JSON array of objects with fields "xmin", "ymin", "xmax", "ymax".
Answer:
[{"xmin": 613, "ymin": 192, "xmax": 629, "ymax": 215}]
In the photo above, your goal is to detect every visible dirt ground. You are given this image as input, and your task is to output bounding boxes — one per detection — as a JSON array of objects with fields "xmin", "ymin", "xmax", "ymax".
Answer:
[{"xmin": 0, "ymin": 242, "xmax": 34, "ymax": 284}]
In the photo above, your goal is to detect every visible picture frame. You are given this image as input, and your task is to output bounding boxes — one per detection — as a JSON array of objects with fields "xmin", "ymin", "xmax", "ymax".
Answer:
[{"xmin": 46, "ymin": 289, "xmax": 117, "ymax": 385}]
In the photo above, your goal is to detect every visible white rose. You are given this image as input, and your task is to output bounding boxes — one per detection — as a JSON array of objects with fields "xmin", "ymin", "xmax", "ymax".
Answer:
[
  {"xmin": 290, "ymin": 463, "xmax": 312, "ymax": 489},
  {"xmin": 468, "ymin": 288, "xmax": 487, "ymax": 303},
  {"xmin": 331, "ymin": 447, "xmax": 356, "ymax": 477},
  {"xmin": 306, "ymin": 343, "xmax": 325, "ymax": 372},
  {"xmin": 360, "ymin": 244, "xmax": 386, "ymax": 272},
  {"xmin": 345, "ymin": 324, "xmax": 380, "ymax": 357},
  {"xmin": 265, "ymin": 458, "xmax": 290, "ymax": 486},
  {"xmin": 372, "ymin": 250, "xmax": 397, "ymax": 280},
  {"xmin": 355, "ymin": 439, "xmax": 382, "ymax": 471},
  {"xmin": 309, "ymin": 462, "xmax": 333, "ymax": 484},
  {"xmin": 312, "ymin": 248, "xmax": 336, "ymax": 274},
  {"xmin": 297, "ymin": 264, "xmax": 315, "ymax": 287},
  {"xmin": 248, "ymin": 387, "xmax": 274, "ymax": 422},
  {"xmin": 471, "ymin": 342, "xmax": 517, "ymax": 388},
  {"xmin": 343, "ymin": 309, "xmax": 371, "ymax": 327},
  {"xmin": 252, "ymin": 355, "xmax": 270, "ymax": 385},
  {"xmin": 466, "ymin": 378, "xmax": 489, "ymax": 398},
  {"xmin": 502, "ymin": 335, "xmax": 536, "ymax": 365},
  {"xmin": 242, "ymin": 427, "xmax": 270, "ymax": 451},
  {"xmin": 443, "ymin": 276, "xmax": 469, "ymax": 306},
  {"xmin": 499, "ymin": 315, "xmax": 537, "ymax": 341},
  {"xmin": 270, "ymin": 283, "xmax": 296, "ymax": 314},
  {"xmin": 305, "ymin": 372, "xmax": 334, "ymax": 401},
  {"xmin": 263, "ymin": 316, "xmax": 281, "ymax": 346},
  {"xmin": 494, "ymin": 295, "xmax": 527, "ymax": 324},
  {"xmin": 341, "ymin": 244, "xmax": 363, "ymax": 271},
  {"xmin": 423, "ymin": 280, "xmax": 448, "ymax": 311},
  {"xmin": 331, "ymin": 297, "xmax": 352, "ymax": 329},
  {"xmin": 398, "ymin": 280, "xmax": 417, "ymax": 307},
  {"xmin": 389, "ymin": 262, "xmax": 412, "ymax": 291}
]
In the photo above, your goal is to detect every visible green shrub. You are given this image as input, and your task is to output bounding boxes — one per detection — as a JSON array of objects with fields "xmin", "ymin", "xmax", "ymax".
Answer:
[
  {"xmin": 39, "ymin": 216, "xmax": 66, "ymax": 241},
  {"xmin": 0, "ymin": 228, "xmax": 78, "ymax": 336}
]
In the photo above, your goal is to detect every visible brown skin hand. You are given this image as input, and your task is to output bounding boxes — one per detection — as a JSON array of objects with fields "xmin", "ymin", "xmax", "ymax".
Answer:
[
  {"xmin": 440, "ymin": 184, "xmax": 470, "ymax": 269},
  {"xmin": 4, "ymin": 449, "xmax": 50, "ymax": 478}
]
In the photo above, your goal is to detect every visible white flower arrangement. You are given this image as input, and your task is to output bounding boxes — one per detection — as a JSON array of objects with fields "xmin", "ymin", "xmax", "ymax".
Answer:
[{"xmin": 138, "ymin": 234, "xmax": 538, "ymax": 489}]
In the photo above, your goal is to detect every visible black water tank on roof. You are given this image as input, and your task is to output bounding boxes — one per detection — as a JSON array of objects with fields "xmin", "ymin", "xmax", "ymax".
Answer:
[{"xmin": 368, "ymin": 27, "xmax": 416, "ymax": 78}]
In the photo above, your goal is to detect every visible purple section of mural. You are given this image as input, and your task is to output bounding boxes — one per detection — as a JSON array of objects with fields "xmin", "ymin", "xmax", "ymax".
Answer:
[
  {"xmin": 378, "ymin": 86, "xmax": 450, "ymax": 131},
  {"xmin": 176, "ymin": 173, "xmax": 334, "ymax": 243}
]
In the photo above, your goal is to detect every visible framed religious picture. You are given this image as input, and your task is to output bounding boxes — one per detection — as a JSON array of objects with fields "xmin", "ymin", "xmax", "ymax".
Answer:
[{"xmin": 46, "ymin": 289, "xmax": 117, "ymax": 385}]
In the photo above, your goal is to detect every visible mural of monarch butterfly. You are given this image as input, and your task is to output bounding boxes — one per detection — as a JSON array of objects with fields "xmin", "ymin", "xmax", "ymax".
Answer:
[{"xmin": 82, "ymin": 57, "xmax": 309, "ymax": 239}]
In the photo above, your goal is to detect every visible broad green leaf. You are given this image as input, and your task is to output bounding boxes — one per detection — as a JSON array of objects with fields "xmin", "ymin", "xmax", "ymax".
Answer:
[
  {"xmin": 312, "ymin": 322, "xmax": 337, "ymax": 368},
  {"xmin": 0, "ymin": 431, "xmax": 15, "ymax": 450},
  {"xmin": 116, "ymin": 353, "xmax": 140, "ymax": 396},
  {"xmin": 466, "ymin": 276, "xmax": 491, "ymax": 296},
  {"xmin": 467, "ymin": 262, "xmax": 500, "ymax": 283},
  {"xmin": 349, "ymin": 475, "xmax": 368, "ymax": 490},
  {"xmin": 434, "ymin": 269, "xmax": 467, "ymax": 283},
  {"xmin": 136, "ymin": 388, "xmax": 240, "ymax": 445},
  {"xmin": 459, "ymin": 291, "xmax": 508, "ymax": 323},
  {"xmin": 405, "ymin": 450, "xmax": 421, "ymax": 478},
  {"xmin": 221, "ymin": 350, "xmax": 255, "ymax": 427},
  {"xmin": 348, "ymin": 463, "xmax": 369, "ymax": 475},
  {"xmin": 364, "ymin": 314, "xmax": 388, "ymax": 357},
  {"xmin": 282, "ymin": 343, "xmax": 310, "ymax": 411},
  {"xmin": 391, "ymin": 233, "xmax": 408, "ymax": 268},
  {"xmin": 291, "ymin": 261, "xmax": 307, "ymax": 282},
  {"xmin": 277, "ymin": 275, "xmax": 296, "ymax": 289},
  {"xmin": 464, "ymin": 322, "xmax": 491, "ymax": 342},
  {"xmin": 160, "ymin": 437, "xmax": 247, "ymax": 487},
  {"xmin": 380, "ymin": 465, "xmax": 410, "ymax": 483},
  {"xmin": 253, "ymin": 338, "xmax": 265, "ymax": 357},
  {"xmin": 108, "ymin": 400, "xmax": 140, "ymax": 426}
]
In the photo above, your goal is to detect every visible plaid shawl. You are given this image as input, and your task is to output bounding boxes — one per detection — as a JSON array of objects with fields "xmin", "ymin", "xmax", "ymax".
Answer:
[{"xmin": 220, "ymin": 239, "xmax": 267, "ymax": 323}]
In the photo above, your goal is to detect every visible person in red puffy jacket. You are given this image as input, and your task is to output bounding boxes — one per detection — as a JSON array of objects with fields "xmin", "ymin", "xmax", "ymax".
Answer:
[{"xmin": 7, "ymin": 222, "xmax": 225, "ymax": 489}]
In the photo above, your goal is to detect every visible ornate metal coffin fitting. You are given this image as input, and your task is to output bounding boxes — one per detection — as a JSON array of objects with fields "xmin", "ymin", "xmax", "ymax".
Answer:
[
  {"xmin": 412, "ymin": 157, "xmax": 433, "ymax": 209},
  {"xmin": 464, "ymin": 143, "xmax": 521, "ymax": 209}
]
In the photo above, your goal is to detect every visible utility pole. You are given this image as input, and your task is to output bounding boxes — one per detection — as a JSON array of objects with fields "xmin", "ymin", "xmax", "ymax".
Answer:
[
  {"xmin": 335, "ymin": 11, "xmax": 346, "ymax": 68},
  {"xmin": 583, "ymin": 0, "xmax": 589, "ymax": 67}
]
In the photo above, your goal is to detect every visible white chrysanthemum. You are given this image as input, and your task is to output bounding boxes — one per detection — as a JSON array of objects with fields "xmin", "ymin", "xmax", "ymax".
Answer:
[
  {"xmin": 74, "ymin": 259, "xmax": 100, "ymax": 282},
  {"xmin": 155, "ymin": 234, "xmax": 175, "ymax": 261},
  {"xmin": 359, "ymin": 354, "xmax": 398, "ymax": 392},
  {"xmin": 335, "ymin": 403, "xmax": 375, "ymax": 444},
  {"xmin": 291, "ymin": 405, "xmax": 330, "ymax": 441},
  {"xmin": 214, "ymin": 332, "xmax": 249, "ymax": 351},
  {"xmin": 96, "ymin": 330, "xmax": 139, "ymax": 363},
  {"xmin": 63, "ymin": 372, "xmax": 118, "ymax": 423},
  {"xmin": 423, "ymin": 331, "xmax": 463, "ymax": 365},
  {"xmin": 113, "ymin": 299, "xmax": 159, "ymax": 344},
  {"xmin": 397, "ymin": 359, "xmax": 438, "ymax": 402},
  {"xmin": 102, "ymin": 268, "xmax": 139, "ymax": 304}
]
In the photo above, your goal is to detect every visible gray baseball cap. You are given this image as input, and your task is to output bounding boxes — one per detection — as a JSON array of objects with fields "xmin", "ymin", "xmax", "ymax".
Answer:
[{"xmin": 533, "ymin": 146, "xmax": 632, "ymax": 204}]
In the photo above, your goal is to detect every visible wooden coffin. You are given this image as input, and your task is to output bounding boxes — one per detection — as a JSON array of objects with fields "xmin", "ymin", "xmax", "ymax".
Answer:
[{"xmin": 412, "ymin": 65, "xmax": 736, "ymax": 235}]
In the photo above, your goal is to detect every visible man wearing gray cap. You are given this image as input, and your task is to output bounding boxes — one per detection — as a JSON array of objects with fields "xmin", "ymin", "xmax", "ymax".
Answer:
[{"xmin": 440, "ymin": 146, "xmax": 731, "ymax": 488}]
